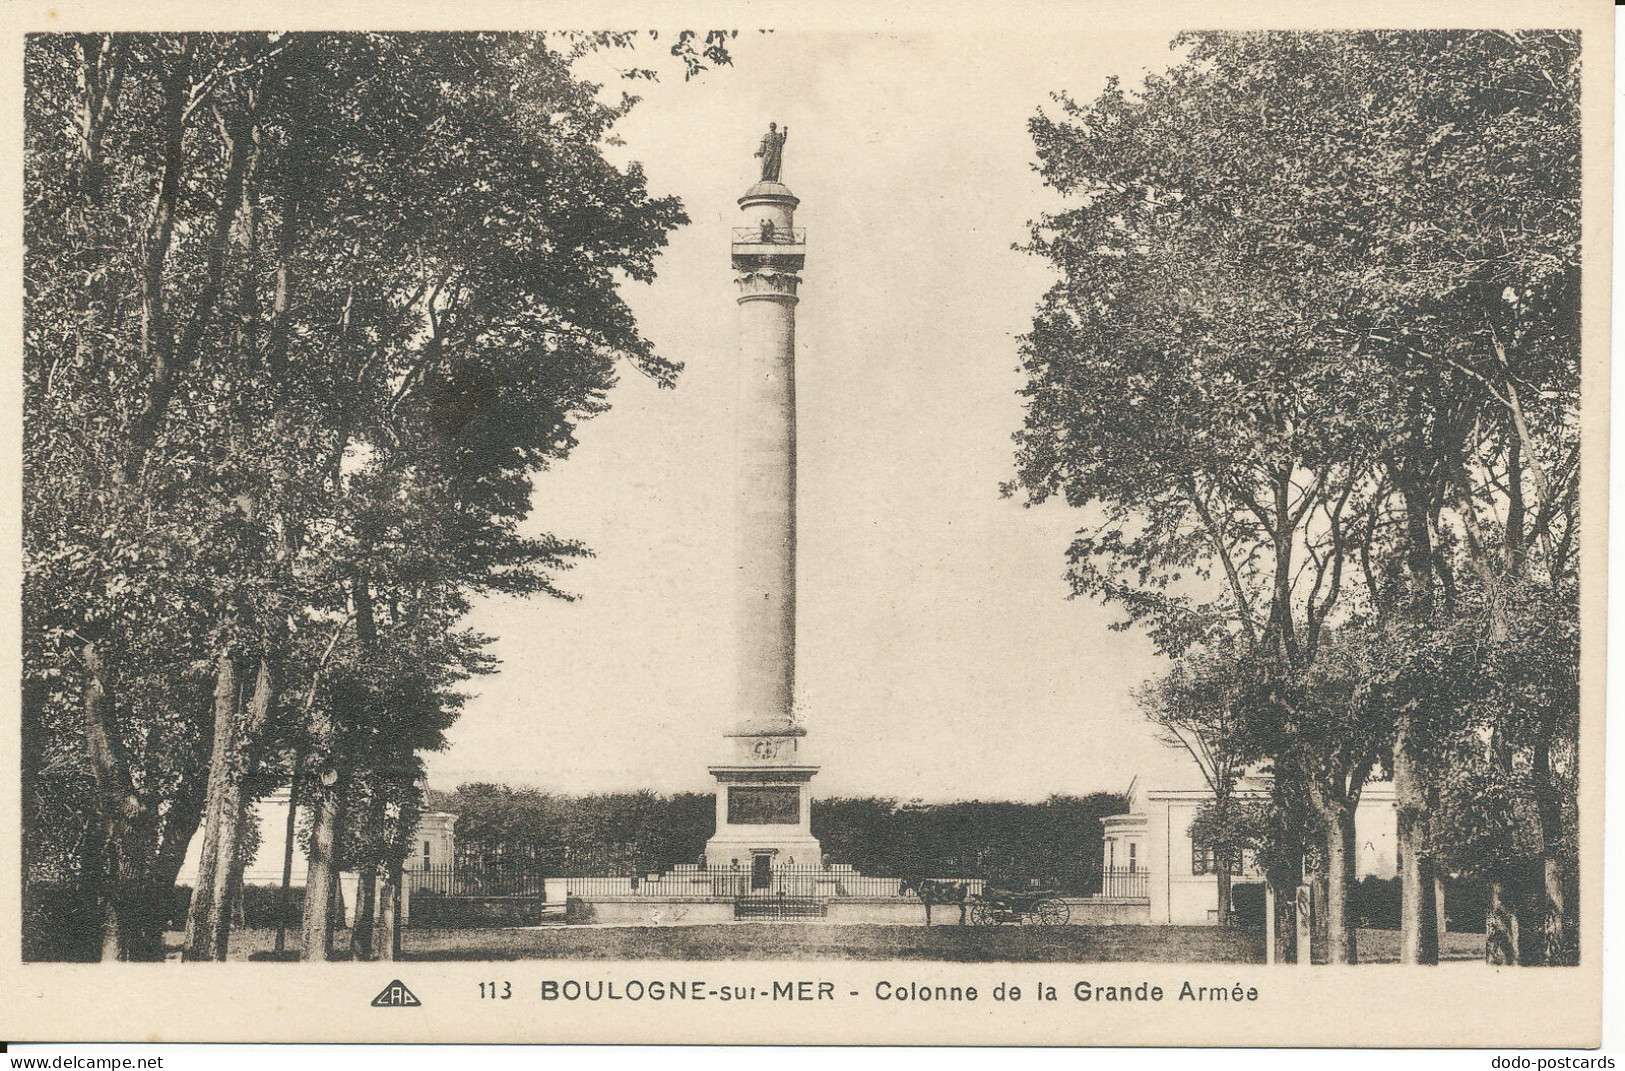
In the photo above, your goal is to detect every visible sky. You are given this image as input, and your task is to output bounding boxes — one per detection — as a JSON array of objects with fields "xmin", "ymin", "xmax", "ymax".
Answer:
[{"xmin": 421, "ymin": 30, "xmax": 1207, "ymax": 802}]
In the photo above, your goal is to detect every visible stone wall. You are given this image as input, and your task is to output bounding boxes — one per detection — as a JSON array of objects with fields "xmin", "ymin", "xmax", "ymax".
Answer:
[{"xmin": 1063, "ymin": 897, "xmax": 1153, "ymax": 925}]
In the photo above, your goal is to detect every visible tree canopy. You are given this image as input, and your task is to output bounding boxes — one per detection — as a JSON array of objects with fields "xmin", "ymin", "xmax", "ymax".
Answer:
[
  {"xmin": 1011, "ymin": 30, "xmax": 1580, "ymax": 964},
  {"xmin": 24, "ymin": 30, "xmax": 730, "ymax": 961}
]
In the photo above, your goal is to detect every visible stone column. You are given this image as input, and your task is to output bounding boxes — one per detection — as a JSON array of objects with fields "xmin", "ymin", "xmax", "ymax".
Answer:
[
  {"xmin": 732, "ymin": 181, "xmax": 803, "ymax": 733},
  {"xmin": 704, "ymin": 173, "xmax": 821, "ymax": 869}
]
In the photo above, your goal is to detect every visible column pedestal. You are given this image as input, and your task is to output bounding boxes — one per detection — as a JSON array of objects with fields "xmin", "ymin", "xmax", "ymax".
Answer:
[{"xmin": 704, "ymin": 729, "xmax": 821, "ymax": 867}]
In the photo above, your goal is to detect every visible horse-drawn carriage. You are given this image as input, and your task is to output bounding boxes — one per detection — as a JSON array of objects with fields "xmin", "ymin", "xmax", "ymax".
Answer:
[
  {"xmin": 967, "ymin": 885, "xmax": 1070, "ymax": 926},
  {"xmin": 899, "ymin": 877, "xmax": 1071, "ymax": 926}
]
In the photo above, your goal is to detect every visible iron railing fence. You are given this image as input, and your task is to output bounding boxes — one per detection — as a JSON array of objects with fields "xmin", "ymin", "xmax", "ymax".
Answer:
[
  {"xmin": 407, "ymin": 862, "xmax": 1120, "ymax": 901},
  {"xmin": 406, "ymin": 863, "xmax": 991, "ymax": 902},
  {"xmin": 1098, "ymin": 866, "xmax": 1150, "ymax": 899},
  {"xmin": 555, "ymin": 864, "xmax": 981, "ymax": 901},
  {"xmin": 406, "ymin": 864, "xmax": 547, "ymax": 899}
]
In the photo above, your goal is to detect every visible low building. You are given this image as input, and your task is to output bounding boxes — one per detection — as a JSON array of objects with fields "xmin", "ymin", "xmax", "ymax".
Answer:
[
  {"xmin": 1102, "ymin": 774, "xmax": 1398, "ymax": 925},
  {"xmin": 180, "ymin": 787, "xmax": 458, "ymax": 923}
]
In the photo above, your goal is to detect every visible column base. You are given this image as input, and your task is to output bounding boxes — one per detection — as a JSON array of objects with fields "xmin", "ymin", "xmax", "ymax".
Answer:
[
  {"xmin": 705, "ymin": 762, "xmax": 822, "ymax": 870},
  {"xmin": 702, "ymin": 832, "xmax": 824, "ymax": 871}
]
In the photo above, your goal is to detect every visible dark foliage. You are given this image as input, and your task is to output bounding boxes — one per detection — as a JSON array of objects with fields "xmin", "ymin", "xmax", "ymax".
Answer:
[
  {"xmin": 444, "ymin": 785, "xmax": 1126, "ymax": 892},
  {"xmin": 815, "ymin": 794, "xmax": 1127, "ymax": 892},
  {"xmin": 446, "ymin": 786, "xmax": 715, "ymax": 874},
  {"xmin": 22, "ymin": 883, "xmax": 104, "ymax": 962}
]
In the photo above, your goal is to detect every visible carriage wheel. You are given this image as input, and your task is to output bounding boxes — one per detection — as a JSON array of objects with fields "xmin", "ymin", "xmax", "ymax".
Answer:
[
  {"xmin": 969, "ymin": 901, "xmax": 1000, "ymax": 926},
  {"xmin": 1032, "ymin": 898, "xmax": 1070, "ymax": 926}
]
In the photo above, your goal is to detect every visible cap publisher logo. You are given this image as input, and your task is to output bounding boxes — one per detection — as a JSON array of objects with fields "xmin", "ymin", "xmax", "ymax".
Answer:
[{"xmin": 371, "ymin": 979, "xmax": 422, "ymax": 1007}]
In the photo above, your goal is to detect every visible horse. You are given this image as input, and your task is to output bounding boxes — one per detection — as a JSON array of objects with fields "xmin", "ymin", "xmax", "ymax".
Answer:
[{"xmin": 899, "ymin": 877, "xmax": 972, "ymax": 926}]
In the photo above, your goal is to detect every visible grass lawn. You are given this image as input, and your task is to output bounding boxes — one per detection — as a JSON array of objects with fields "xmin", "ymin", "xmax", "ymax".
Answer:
[
  {"xmin": 402, "ymin": 923, "xmax": 1265, "ymax": 962},
  {"xmin": 169, "ymin": 923, "xmax": 1484, "ymax": 964},
  {"xmin": 1355, "ymin": 928, "xmax": 1484, "ymax": 963}
]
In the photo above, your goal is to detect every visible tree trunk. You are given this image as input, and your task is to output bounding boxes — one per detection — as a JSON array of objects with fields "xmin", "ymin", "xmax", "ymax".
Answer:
[
  {"xmin": 1294, "ymin": 883, "xmax": 1313, "ymax": 966},
  {"xmin": 187, "ymin": 652, "xmax": 278, "ymax": 962},
  {"xmin": 205, "ymin": 790, "xmax": 247, "ymax": 961},
  {"xmin": 97, "ymin": 844, "xmax": 122, "ymax": 962},
  {"xmin": 299, "ymin": 785, "xmax": 342, "ymax": 961},
  {"xmin": 90, "ymin": 817, "xmax": 169, "ymax": 964},
  {"xmin": 142, "ymin": 753, "xmax": 212, "ymax": 962},
  {"xmin": 122, "ymin": 37, "xmax": 193, "ymax": 486},
  {"xmin": 1541, "ymin": 857, "xmax": 1571, "ymax": 965},
  {"xmin": 1531, "ymin": 736, "xmax": 1574, "ymax": 965},
  {"xmin": 275, "ymin": 762, "xmax": 301, "ymax": 955},
  {"xmin": 376, "ymin": 863, "xmax": 400, "ymax": 963},
  {"xmin": 1396, "ymin": 810, "xmax": 1439, "ymax": 965},
  {"xmin": 106, "ymin": 878, "xmax": 166, "ymax": 962},
  {"xmin": 75, "ymin": 807, "xmax": 114, "ymax": 962},
  {"xmin": 79, "ymin": 640, "xmax": 163, "ymax": 961},
  {"xmin": 206, "ymin": 658, "xmax": 275, "ymax": 961},
  {"xmin": 1270, "ymin": 860, "xmax": 1303, "ymax": 965},
  {"xmin": 1216, "ymin": 868, "xmax": 1233, "ymax": 929},
  {"xmin": 1310, "ymin": 874, "xmax": 1328, "ymax": 964},
  {"xmin": 326, "ymin": 863, "xmax": 343, "ymax": 958},
  {"xmin": 70, "ymin": 35, "xmax": 130, "ymax": 204},
  {"xmin": 1391, "ymin": 469, "xmax": 1444, "ymax": 966},
  {"xmin": 1433, "ymin": 871, "xmax": 1448, "ymax": 956},
  {"xmin": 1514, "ymin": 860, "xmax": 1544, "ymax": 964},
  {"xmin": 1269, "ymin": 880, "xmax": 1297, "ymax": 964},
  {"xmin": 1276, "ymin": 883, "xmax": 1295, "ymax": 963},
  {"xmin": 229, "ymin": 846, "xmax": 248, "ymax": 929},
  {"xmin": 126, "ymin": 59, "xmax": 259, "ymax": 482},
  {"xmin": 1393, "ymin": 721, "xmax": 1440, "ymax": 965},
  {"xmin": 184, "ymin": 650, "xmax": 239, "ymax": 960},
  {"xmin": 1323, "ymin": 809, "xmax": 1358, "ymax": 964},
  {"xmin": 351, "ymin": 865, "xmax": 377, "ymax": 960},
  {"xmin": 1486, "ymin": 880, "xmax": 1518, "ymax": 965},
  {"xmin": 266, "ymin": 58, "xmax": 308, "ymax": 394}
]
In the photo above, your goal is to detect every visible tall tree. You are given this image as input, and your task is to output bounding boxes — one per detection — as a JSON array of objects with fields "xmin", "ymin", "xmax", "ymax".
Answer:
[
  {"xmin": 1011, "ymin": 29, "xmax": 1579, "ymax": 964},
  {"xmin": 23, "ymin": 30, "xmax": 730, "ymax": 960},
  {"xmin": 1200, "ymin": 28, "xmax": 1583, "ymax": 963},
  {"xmin": 1013, "ymin": 38, "xmax": 1391, "ymax": 962}
]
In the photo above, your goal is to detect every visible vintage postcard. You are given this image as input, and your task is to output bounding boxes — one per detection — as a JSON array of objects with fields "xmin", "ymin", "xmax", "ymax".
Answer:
[{"xmin": 0, "ymin": 0, "xmax": 1611, "ymax": 1048}]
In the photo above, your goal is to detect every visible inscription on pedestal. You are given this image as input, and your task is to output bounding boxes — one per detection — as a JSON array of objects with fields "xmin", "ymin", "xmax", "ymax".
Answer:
[{"xmin": 727, "ymin": 786, "xmax": 801, "ymax": 825}]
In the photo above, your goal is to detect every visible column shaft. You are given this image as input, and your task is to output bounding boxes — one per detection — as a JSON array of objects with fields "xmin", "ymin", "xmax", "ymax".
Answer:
[{"xmin": 734, "ymin": 291, "xmax": 797, "ymax": 728}]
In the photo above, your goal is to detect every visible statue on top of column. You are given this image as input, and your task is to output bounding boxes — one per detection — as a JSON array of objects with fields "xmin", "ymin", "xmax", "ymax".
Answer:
[{"xmin": 755, "ymin": 122, "xmax": 788, "ymax": 183}]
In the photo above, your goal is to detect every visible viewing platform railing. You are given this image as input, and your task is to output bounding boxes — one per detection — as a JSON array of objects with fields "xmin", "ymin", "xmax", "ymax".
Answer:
[{"xmin": 731, "ymin": 226, "xmax": 806, "ymax": 246}]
